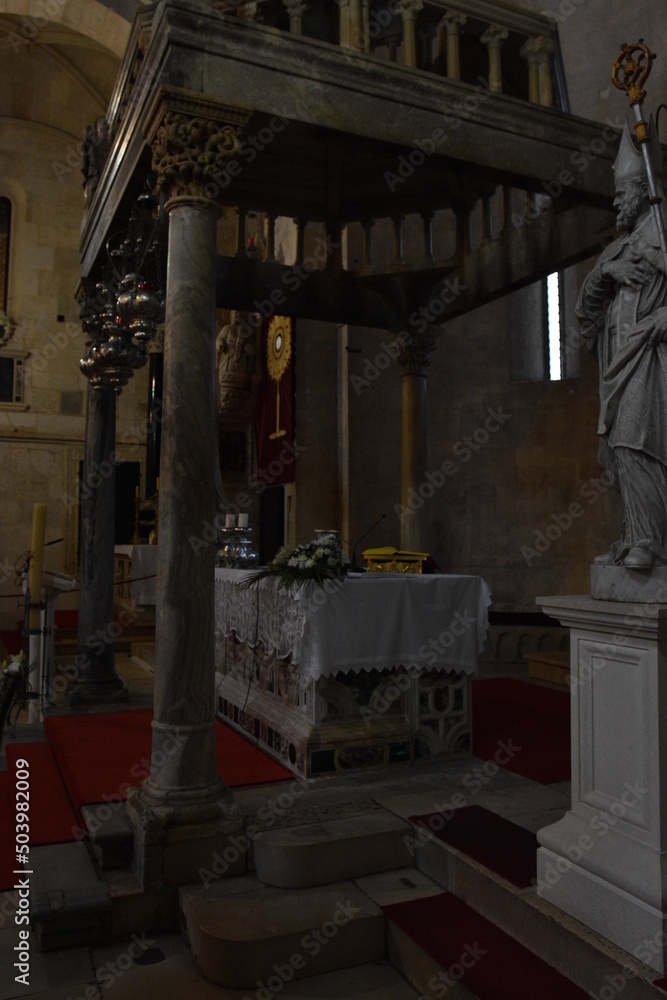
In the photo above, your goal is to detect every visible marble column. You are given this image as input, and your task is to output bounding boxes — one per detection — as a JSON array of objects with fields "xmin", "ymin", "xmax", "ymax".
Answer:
[
  {"xmin": 283, "ymin": 0, "xmax": 308, "ymax": 35},
  {"xmin": 521, "ymin": 35, "xmax": 554, "ymax": 107},
  {"xmin": 439, "ymin": 10, "xmax": 466, "ymax": 81},
  {"xmin": 481, "ymin": 23, "xmax": 509, "ymax": 94},
  {"xmin": 145, "ymin": 328, "xmax": 164, "ymax": 498},
  {"xmin": 126, "ymin": 92, "xmax": 251, "ymax": 889},
  {"xmin": 392, "ymin": 330, "xmax": 437, "ymax": 551},
  {"xmin": 399, "ymin": 0, "xmax": 424, "ymax": 68},
  {"xmin": 68, "ymin": 380, "xmax": 128, "ymax": 706}
]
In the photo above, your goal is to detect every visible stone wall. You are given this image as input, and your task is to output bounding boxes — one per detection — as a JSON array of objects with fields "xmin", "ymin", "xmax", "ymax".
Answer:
[{"xmin": 0, "ymin": 12, "xmax": 143, "ymax": 632}]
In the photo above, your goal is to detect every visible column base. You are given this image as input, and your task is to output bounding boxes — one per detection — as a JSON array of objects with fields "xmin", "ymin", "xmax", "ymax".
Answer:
[
  {"xmin": 67, "ymin": 676, "xmax": 129, "ymax": 707},
  {"xmin": 537, "ymin": 844, "xmax": 667, "ymax": 973},
  {"xmin": 126, "ymin": 778, "xmax": 244, "ymax": 888}
]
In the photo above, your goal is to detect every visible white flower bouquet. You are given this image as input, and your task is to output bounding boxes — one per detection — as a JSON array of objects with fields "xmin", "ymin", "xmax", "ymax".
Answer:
[
  {"xmin": 0, "ymin": 649, "xmax": 24, "ymax": 745},
  {"xmin": 237, "ymin": 531, "xmax": 350, "ymax": 593}
]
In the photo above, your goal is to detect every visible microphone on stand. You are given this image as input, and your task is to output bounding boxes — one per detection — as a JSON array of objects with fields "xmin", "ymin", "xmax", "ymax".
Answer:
[{"xmin": 351, "ymin": 513, "xmax": 387, "ymax": 572}]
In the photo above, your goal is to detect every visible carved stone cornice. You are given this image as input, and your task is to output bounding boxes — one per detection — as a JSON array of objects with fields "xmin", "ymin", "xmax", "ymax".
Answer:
[
  {"xmin": 390, "ymin": 329, "xmax": 438, "ymax": 375},
  {"xmin": 145, "ymin": 88, "xmax": 252, "ymax": 205}
]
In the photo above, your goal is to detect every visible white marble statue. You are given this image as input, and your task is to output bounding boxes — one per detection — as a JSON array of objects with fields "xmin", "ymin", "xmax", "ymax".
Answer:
[{"xmin": 576, "ymin": 122, "xmax": 667, "ymax": 569}]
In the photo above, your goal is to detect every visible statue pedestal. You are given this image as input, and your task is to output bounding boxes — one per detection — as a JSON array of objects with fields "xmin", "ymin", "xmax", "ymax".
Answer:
[
  {"xmin": 590, "ymin": 564, "xmax": 667, "ymax": 603},
  {"xmin": 536, "ymin": 594, "xmax": 667, "ymax": 973}
]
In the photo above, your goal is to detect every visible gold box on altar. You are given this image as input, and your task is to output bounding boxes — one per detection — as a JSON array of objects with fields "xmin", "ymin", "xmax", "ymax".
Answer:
[{"xmin": 362, "ymin": 546, "xmax": 430, "ymax": 574}]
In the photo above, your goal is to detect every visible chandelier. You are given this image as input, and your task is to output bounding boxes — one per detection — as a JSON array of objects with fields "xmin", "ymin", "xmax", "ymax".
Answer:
[{"xmin": 80, "ymin": 191, "xmax": 165, "ymax": 392}]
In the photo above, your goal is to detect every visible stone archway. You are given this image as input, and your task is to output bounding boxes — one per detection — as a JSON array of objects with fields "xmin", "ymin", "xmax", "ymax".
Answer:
[{"xmin": 0, "ymin": 0, "xmax": 133, "ymax": 59}]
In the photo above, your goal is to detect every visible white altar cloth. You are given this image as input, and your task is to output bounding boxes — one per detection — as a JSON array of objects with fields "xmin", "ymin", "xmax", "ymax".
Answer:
[
  {"xmin": 214, "ymin": 570, "xmax": 491, "ymax": 681},
  {"xmin": 114, "ymin": 545, "xmax": 157, "ymax": 605}
]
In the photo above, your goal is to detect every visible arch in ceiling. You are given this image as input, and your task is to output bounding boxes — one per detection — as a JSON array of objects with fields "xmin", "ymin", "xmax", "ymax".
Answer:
[{"xmin": 0, "ymin": 0, "xmax": 133, "ymax": 59}]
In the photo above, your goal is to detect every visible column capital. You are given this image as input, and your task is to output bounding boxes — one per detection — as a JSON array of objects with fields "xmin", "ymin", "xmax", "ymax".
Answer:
[
  {"xmin": 398, "ymin": 0, "xmax": 424, "ymax": 20},
  {"xmin": 390, "ymin": 329, "xmax": 438, "ymax": 375},
  {"xmin": 520, "ymin": 34, "xmax": 553, "ymax": 64},
  {"xmin": 145, "ymin": 88, "xmax": 252, "ymax": 206},
  {"xmin": 481, "ymin": 22, "xmax": 509, "ymax": 48},
  {"xmin": 439, "ymin": 9, "xmax": 467, "ymax": 32},
  {"xmin": 283, "ymin": 0, "xmax": 308, "ymax": 12}
]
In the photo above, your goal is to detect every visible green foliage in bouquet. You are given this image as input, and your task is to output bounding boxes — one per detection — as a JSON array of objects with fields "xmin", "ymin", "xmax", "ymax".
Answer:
[
  {"xmin": 0, "ymin": 650, "xmax": 24, "ymax": 747},
  {"xmin": 237, "ymin": 532, "xmax": 350, "ymax": 593}
]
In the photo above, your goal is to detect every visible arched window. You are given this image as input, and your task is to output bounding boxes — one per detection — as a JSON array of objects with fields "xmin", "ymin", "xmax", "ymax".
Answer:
[{"xmin": 0, "ymin": 197, "xmax": 10, "ymax": 313}]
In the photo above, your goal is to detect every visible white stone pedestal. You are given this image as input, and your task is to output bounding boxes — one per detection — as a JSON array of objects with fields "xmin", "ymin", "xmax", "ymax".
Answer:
[{"xmin": 536, "ymin": 595, "xmax": 667, "ymax": 973}]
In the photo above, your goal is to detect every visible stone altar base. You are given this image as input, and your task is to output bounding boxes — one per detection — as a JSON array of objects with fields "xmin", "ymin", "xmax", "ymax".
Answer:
[
  {"xmin": 536, "ymin": 594, "xmax": 667, "ymax": 974},
  {"xmin": 216, "ymin": 647, "xmax": 472, "ymax": 779},
  {"xmin": 216, "ymin": 675, "xmax": 414, "ymax": 779}
]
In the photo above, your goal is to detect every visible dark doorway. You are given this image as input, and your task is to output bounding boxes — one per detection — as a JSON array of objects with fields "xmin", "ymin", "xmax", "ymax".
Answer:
[
  {"xmin": 115, "ymin": 462, "xmax": 141, "ymax": 544},
  {"xmin": 260, "ymin": 486, "xmax": 285, "ymax": 565}
]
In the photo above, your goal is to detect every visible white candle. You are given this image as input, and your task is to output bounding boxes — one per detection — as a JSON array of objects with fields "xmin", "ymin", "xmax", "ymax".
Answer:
[
  {"xmin": 238, "ymin": 513, "xmax": 249, "ymax": 528},
  {"xmin": 225, "ymin": 514, "xmax": 235, "ymax": 528},
  {"xmin": 28, "ymin": 503, "xmax": 47, "ymax": 627}
]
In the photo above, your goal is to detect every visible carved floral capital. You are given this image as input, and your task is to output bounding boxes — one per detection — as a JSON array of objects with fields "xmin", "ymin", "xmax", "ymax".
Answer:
[
  {"xmin": 390, "ymin": 329, "xmax": 438, "ymax": 375},
  {"xmin": 145, "ymin": 90, "xmax": 252, "ymax": 204}
]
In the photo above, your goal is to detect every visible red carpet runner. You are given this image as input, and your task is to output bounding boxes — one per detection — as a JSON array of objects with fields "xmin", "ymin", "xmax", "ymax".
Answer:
[
  {"xmin": 0, "ymin": 714, "xmax": 292, "ymax": 890},
  {"xmin": 472, "ymin": 677, "xmax": 570, "ymax": 784},
  {"xmin": 0, "ymin": 772, "xmax": 15, "ymax": 892},
  {"xmin": 5, "ymin": 742, "xmax": 78, "ymax": 845},
  {"xmin": 383, "ymin": 892, "xmax": 589, "ymax": 999},
  {"xmin": 409, "ymin": 805, "xmax": 538, "ymax": 888},
  {"xmin": 44, "ymin": 709, "xmax": 292, "ymax": 823}
]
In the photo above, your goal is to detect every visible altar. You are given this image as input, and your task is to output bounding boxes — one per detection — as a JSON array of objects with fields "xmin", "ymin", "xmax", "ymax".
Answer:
[
  {"xmin": 113, "ymin": 545, "xmax": 158, "ymax": 605},
  {"xmin": 214, "ymin": 570, "xmax": 491, "ymax": 777}
]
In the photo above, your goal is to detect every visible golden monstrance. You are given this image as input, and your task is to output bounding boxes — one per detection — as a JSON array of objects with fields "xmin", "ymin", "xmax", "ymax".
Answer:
[{"xmin": 267, "ymin": 316, "xmax": 292, "ymax": 440}]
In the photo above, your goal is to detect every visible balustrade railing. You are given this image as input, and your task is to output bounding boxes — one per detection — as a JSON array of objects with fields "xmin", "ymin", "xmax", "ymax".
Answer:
[
  {"xmin": 214, "ymin": 0, "xmax": 566, "ymax": 111},
  {"xmin": 227, "ymin": 181, "xmax": 555, "ymax": 278}
]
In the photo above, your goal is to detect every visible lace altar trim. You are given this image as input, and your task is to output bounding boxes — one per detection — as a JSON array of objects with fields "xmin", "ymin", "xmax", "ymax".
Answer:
[{"xmin": 214, "ymin": 574, "xmax": 307, "ymax": 661}]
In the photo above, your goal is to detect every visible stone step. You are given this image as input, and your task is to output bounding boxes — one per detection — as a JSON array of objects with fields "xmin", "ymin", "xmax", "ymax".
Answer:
[
  {"xmin": 253, "ymin": 809, "xmax": 413, "ymax": 888},
  {"xmin": 29, "ymin": 842, "xmax": 112, "ymax": 951},
  {"xmin": 180, "ymin": 876, "xmax": 385, "ymax": 989},
  {"xmin": 82, "ymin": 801, "xmax": 134, "ymax": 871},
  {"xmin": 226, "ymin": 960, "xmax": 423, "ymax": 998},
  {"xmin": 411, "ymin": 815, "xmax": 667, "ymax": 999}
]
